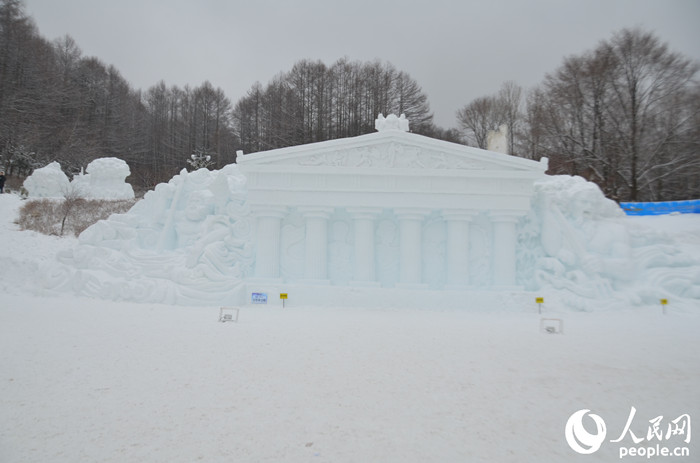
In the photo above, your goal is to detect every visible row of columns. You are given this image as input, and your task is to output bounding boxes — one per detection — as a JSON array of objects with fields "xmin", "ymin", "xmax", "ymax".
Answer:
[{"xmin": 253, "ymin": 206, "xmax": 522, "ymax": 288}]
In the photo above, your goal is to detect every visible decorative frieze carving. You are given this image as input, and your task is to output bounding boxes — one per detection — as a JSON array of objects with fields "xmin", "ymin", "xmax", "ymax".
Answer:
[{"xmin": 292, "ymin": 143, "xmax": 491, "ymax": 170}]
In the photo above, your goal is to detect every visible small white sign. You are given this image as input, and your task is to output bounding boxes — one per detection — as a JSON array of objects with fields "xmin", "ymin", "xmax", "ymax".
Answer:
[
  {"xmin": 540, "ymin": 318, "xmax": 563, "ymax": 334},
  {"xmin": 219, "ymin": 307, "xmax": 239, "ymax": 323},
  {"xmin": 251, "ymin": 292, "xmax": 268, "ymax": 304}
]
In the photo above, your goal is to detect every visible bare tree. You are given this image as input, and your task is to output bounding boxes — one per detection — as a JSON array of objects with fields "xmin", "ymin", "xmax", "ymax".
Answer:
[
  {"xmin": 232, "ymin": 58, "xmax": 434, "ymax": 152},
  {"xmin": 456, "ymin": 96, "xmax": 503, "ymax": 149},
  {"xmin": 525, "ymin": 28, "xmax": 699, "ymax": 201},
  {"xmin": 604, "ymin": 28, "xmax": 699, "ymax": 200},
  {"xmin": 457, "ymin": 81, "xmax": 523, "ymax": 152},
  {"xmin": 497, "ymin": 81, "xmax": 523, "ymax": 155}
]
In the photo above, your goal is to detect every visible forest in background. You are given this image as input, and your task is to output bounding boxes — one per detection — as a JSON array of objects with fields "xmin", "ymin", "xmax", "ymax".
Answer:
[{"xmin": 1, "ymin": 0, "xmax": 698, "ymax": 200}]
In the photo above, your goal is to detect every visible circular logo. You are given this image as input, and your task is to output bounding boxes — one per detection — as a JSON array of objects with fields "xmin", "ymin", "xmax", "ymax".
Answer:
[{"xmin": 565, "ymin": 409, "xmax": 607, "ymax": 454}]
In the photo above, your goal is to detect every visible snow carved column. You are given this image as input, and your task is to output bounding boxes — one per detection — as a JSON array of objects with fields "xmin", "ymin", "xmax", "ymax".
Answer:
[
  {"xmin": 395, "ymin": 208, "xmax": 430, "ymax": 288},
  {"xmin": 442, "ymin": 209, "xmax": 477, "ymax": 289},
  {"xmin": 299, "ymin": 206, "xmax": 334, "ymax": 284},
  {"xmin": 253, "ymin": 206, "xmax": 288, "ymax": 279},
  {"xmin": 347, "ymin": 207, "xmax": 382, "ymax": 286},
  {"xmin": 490, "ymin": 212, "xmax": 522, "ymax": 287}
]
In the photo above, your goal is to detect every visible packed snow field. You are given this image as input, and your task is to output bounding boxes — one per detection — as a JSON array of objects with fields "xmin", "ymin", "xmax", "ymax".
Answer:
[{"xmin": 1, "ymin": 193, "xmax": 699, "ymax": 461}]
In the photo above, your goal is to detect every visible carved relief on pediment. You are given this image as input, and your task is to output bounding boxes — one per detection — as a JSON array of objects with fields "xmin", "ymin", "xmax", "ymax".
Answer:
[{"xmin": 288, "ymin": 143, "xmax": 490, "ymax": 170}]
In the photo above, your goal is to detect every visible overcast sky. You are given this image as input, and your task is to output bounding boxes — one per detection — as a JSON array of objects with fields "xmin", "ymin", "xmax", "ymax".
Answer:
[{"xmin": 24, "ymin": 0, "xmax": 700, "ymax": 128}]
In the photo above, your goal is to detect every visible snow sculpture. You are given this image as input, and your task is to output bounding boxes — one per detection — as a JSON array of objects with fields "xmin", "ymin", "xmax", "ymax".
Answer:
[
  {"xmin": 23, "ymin": 162, "xmax": 70, "ymax": 198},
  {"xmin": 239, "ymin": 115, "xmax": 547, "ymax": 296},
  {"xmin": 72, "ymin": 157, "xmax": 134, "ymax": 200},
  {"xmin": 528, "ymin": 176, "xmax": 630, "ymax": 299},
  {"xmin": 487, "ymin": 124, "xmax": 508, "ymax": 154},
  {"xmin": 520, "ymin": 175, "xmax": 700, "ymax": 310},
  {"xmin": 375, "ymin": 113, "xmax": 410, "ymax": 132},
  {"xmin": 44, "ymin": 165, "xmax": 254, "ymax": 305},
  {"xmin": 37, "ymin": 116, "xmax": 699, "ymax": 310}
]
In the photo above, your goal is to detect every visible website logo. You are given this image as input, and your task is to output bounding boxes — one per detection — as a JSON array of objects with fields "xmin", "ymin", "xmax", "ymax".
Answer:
[
  {"xmin": 564, "ymin": 407, "xmax": 691, "ymax": 459},
  {"xmin": 565, "ymin": 409, "xmax": 607, "ymax": 454}
]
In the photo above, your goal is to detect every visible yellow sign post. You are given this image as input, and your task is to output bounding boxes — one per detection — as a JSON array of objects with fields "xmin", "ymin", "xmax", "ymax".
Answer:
[
  {"xmin": 660, "ymin": 298, "xmax": 668, "ymax": 315},
  {"xmin": 536, "ymin": 297, "xmax": 544, "ymax": 314},
  {"xmin": 280, "ymin": 293, "xmax": 288, "ymax": 308}
]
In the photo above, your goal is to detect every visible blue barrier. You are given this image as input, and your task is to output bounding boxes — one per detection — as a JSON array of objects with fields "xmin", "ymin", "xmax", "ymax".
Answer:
[{"xmin": 620, "ymin": 199, "xmax": 700, "ymax": 216}]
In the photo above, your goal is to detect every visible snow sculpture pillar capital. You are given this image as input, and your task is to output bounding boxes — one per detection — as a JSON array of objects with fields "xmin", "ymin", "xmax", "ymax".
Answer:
[
  {"xmin": 252, "ymin": 205, "xmax": 289, "ymax": 220},
  {"xmin": 375, "ymin": 113, "xmax": 410, "ymax": 132},
  {"xmin": 394, "ymin": 207, "xmax": 430, "ymax": 222},
  {"xmin": 442, "ymin": 209, "xmax": 478, "ymax": 223},
  {"xmin": 298, "ymin": 206, "xmax": 334, "ymax": 220}
]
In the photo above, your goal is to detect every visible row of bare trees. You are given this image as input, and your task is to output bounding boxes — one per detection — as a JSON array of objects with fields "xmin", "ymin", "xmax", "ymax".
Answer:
[
  {"xmin": 1, "ymin": 1, "xmax": 446, "ymax": 189},
  {"xmin": 0, "ymin": 0, "xmax": 238, "ymax": 188},
  {"xmin": 1, "ymin": 0, "xmax": 144, "ymax": 177},
  {"xmin": 3, "ymin": 0, "xmax": 698, "ymax": 201},
  {"xmin": 142, "ymin": 80, "xmax": 237, "ymax": 186},
  {"xmin": 457, "ymin": 28, "xmax": 700, "ymax": 201},
  {"xmin": 233, "ymin": 58, "xmax": 438, "ymax": 153}
]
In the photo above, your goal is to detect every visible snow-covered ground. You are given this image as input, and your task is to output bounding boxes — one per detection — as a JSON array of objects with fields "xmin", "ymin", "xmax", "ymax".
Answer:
[{"xmin": 1, "ymin": 193, "xmax": 698, "ymax": 462}]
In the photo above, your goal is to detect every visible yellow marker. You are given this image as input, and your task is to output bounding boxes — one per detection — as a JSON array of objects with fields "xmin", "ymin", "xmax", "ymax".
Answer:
[
  {"xmin": 280, "ymin": 293, "xmax": 288, "ymax": 299},
  {"xmin": 660, "ymin": 299, "xmax": 668, "ymax": 305},
  {"xmin": 535, "ymin": 297, "xmax": 544, "ymax": 314}
]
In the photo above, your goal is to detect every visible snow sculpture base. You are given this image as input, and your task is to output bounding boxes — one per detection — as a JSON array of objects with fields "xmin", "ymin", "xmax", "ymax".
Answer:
[
  {"xmin": 243, "ymin": 282, "xmax": 535, "ymax": 310},
  {"xmin": 348, "ymin": 280, "xmax": 382, "ymax": 288}
]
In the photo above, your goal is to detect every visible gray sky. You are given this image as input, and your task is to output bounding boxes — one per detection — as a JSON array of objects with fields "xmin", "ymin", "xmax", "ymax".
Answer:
[{"xmin": 24, "ymin": 0, "xmax": 700, "ymax": 128}]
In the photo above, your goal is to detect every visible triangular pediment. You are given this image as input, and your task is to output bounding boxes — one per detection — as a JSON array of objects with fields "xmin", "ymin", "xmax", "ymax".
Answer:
[{"xmin": 237, "ymin": 130, "xmax": 547, "ymax": 173}]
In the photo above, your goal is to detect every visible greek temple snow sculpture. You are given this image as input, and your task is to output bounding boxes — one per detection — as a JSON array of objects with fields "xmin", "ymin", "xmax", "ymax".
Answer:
[{"xmin": 237, "ymin": 114, "xmax": 549, "ymax": 303}]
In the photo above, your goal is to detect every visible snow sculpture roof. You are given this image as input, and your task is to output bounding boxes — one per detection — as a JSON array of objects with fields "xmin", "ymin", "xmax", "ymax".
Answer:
[{"xmin": 238, "ymin": 114, "xmax": 548, "ymax": 213}]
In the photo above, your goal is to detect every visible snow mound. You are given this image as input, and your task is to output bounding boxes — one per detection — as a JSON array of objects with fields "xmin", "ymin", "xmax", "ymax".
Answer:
[
  {"xmin": 72, "ymin": 157, "xmax": 134, "ymax": 200},
  {"xmin": 22, "ymin": 161, "xmax": 70, "ymax": 198},
  {"xmin": 23, "ymin": 158, "xmax": 134, "ymax": 200}
]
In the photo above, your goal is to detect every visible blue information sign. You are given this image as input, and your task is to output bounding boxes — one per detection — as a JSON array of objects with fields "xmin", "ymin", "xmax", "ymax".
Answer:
[{"xmin": 251, "ymin": 292, "xmax": 268, "ymax": 304}]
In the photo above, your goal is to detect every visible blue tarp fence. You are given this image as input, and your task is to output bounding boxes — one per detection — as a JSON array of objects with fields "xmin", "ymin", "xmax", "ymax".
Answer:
[{"xmin": 620, "ymin": 199, "xmax": 700, "ymax": 216}]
